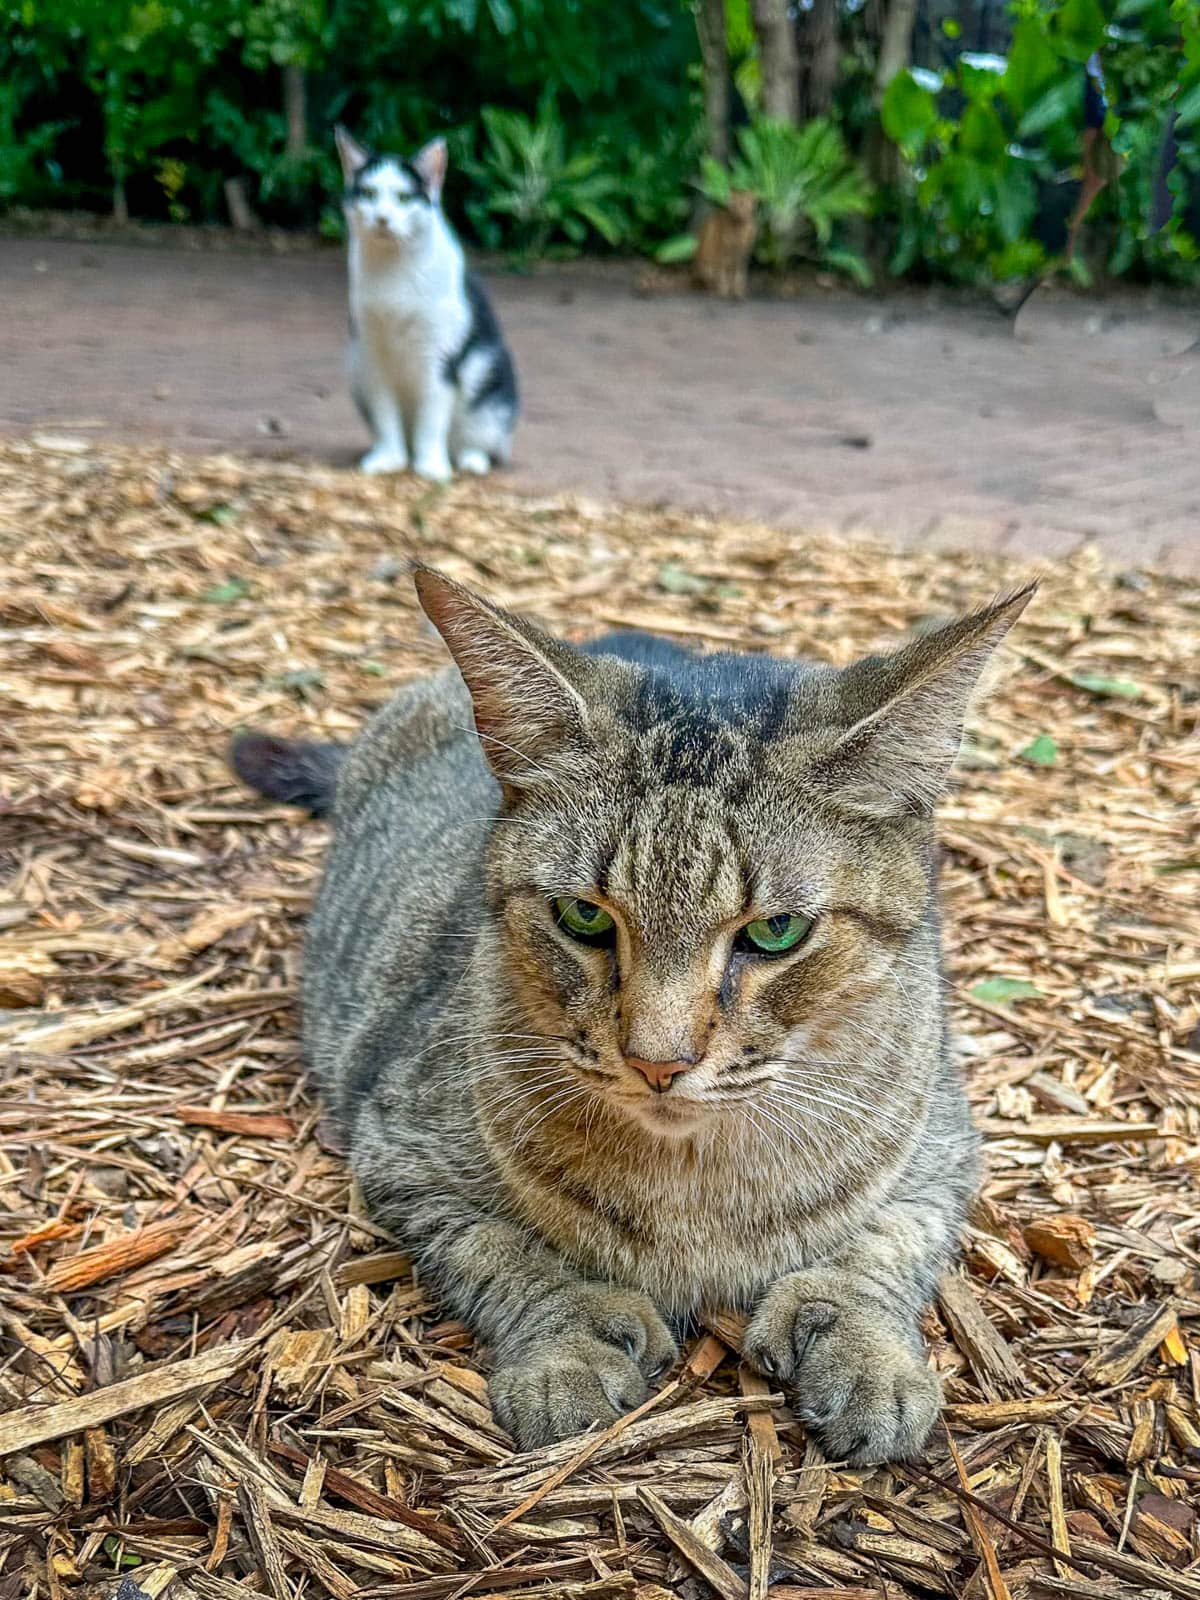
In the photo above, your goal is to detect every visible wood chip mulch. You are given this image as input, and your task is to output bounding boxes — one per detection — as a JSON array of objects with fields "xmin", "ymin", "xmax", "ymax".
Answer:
[{"xmin": 2, "ymin": 434, "xmax": 1199, "ymax": 1600}]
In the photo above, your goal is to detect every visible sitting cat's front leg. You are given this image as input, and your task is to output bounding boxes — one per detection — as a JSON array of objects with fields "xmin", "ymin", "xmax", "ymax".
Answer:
[
  {"xmin": 744, "ymin": 1146, "xmax": 972, "ymax": 1464},
  {"xmin": 487, "ymin": 1268, "xmax": 679, "ymax": 1448},
  {"xmin": 410, "ymin": 376, "xmax": 455, "ymax": 483},
  {"xmin": 353, "ymin": 367, "xmax": 408, "ymax": 476},
  {"xmin": 355, "ymin": 1133, "xmax": 676, "ymax": 1447},
  {"xmin": 443, "ymin": 1220, "xmax": 677, "ymax": 1448}
]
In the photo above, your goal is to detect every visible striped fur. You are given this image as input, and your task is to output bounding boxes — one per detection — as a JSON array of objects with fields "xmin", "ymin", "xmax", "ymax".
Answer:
[{"xmin": 231, "ymin": 567, "xmax": 1035, "ymax": 1460}]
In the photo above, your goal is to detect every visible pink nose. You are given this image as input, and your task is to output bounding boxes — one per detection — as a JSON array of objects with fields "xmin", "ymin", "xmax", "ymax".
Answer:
[{"xmin": 626, "ymin": 1056, "xmax": 695, "ymax": 1093}]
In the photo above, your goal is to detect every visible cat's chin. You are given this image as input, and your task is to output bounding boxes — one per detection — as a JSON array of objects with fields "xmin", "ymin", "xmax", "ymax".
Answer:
[{"xmin": 620, "ymin": 1094, "xmax": 710, "ymax": 1139}]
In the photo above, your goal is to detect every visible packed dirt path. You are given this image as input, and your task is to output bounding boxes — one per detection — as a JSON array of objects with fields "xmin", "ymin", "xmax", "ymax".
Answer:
[{"xmin": 2, "ymin": 235, "xmax": 1198, "ymax": 571}]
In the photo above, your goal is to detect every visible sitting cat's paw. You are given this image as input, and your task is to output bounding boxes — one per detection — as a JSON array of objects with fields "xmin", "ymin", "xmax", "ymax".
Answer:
[
  {"xmin": 455, "ymin": 448, "xmax": 491, "ymax": 476},
  {"xmin": 744, "ymin": 1269, "xmax": 940, "ymax": 1466},
  {"xmin": 490, "ymin": 1287, "xmax": 677, "ymax": 1450},
  {"xmin": 412, "ymin": 451, "xmax": 453, "ymax": 484},
  {"xmin": 360, "ymin": 445, "xmax": 408, "ymax": 476}
]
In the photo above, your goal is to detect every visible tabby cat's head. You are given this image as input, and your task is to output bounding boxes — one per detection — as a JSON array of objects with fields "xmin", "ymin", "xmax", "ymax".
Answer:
[
  {"xmin": 416, "ymin": 567, "xmax": 1033, "ymax": 1139},
  {"xmin": 335, "ymin": 126, "xmax": 447, "ymax": 251}
]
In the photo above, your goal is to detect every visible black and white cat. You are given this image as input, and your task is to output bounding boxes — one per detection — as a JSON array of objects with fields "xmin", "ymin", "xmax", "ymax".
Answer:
[{"xmin": 335, "ymin": 127, "xmax": 519, "ymax": 481}]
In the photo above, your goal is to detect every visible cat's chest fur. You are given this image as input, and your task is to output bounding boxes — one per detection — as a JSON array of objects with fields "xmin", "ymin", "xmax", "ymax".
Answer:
[
  {"xmin": 492, "ymin": 1118, "xmax": 878, "ymax": 1314},
  {"xmin": 350, "ymin": 248, "xmax": 467, "ymax": 369}
]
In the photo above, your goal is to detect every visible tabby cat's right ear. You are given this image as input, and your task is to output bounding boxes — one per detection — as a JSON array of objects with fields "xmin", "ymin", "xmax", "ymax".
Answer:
[
  {"xmin": 335, "ymin": 125, "xmax": 369, "ymax": 185},
  {"xmin": 412, "ymin": 566, "xmax": 591, "ymax": 789}
]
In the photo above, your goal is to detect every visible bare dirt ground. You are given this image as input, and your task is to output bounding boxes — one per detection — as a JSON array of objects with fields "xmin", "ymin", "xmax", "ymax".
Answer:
[{"xmin": 1, "ymin": 233, "xmax": 1198, "ymax": 570}]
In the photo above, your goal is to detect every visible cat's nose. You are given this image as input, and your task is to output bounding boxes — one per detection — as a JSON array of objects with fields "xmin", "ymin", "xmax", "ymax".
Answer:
[{"xmin": 625, "ymin": 1055, "xmax": 695, "ymax": 1094}]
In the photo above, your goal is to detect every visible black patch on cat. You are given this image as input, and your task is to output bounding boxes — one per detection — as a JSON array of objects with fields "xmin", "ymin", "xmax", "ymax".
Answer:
[
  {"xmin": 400, "ymin": 160, "xmax": 433, "ymax": 203},
  {"xmin": 584, "ymin": 632, "xmax": 796, "ymax": 746},
  {"xmin": 443, "ymin": 273, "xmax": 519, "ymax": 417},
  {"xmin": 229, "ymin": 732, "xmax": 346, "ymax": 818},
  {"xmin": 345, "ymin": 155, "xmax": 430, "ymax": 204}
]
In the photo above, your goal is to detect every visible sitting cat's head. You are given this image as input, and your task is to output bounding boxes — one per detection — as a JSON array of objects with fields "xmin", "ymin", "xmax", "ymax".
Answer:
[
  {"xmin": 726, "ymin": 189, "xmax": 757, "ymax": 228},
  {"xmin": 415, "ymin": 567, "xmax": 1034, "ymax": 1140},
  {"xmin": 335, "ymin": 126, "xmax": 448, "ymax": 252}
]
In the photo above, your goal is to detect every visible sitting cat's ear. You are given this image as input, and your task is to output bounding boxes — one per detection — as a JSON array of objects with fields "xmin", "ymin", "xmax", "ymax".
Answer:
[
  {"xmin": 413, "ymin": 565, "xmax": 590, "ymax": 788},
  {"xmin": 814, "ymin": 583, "xmax": 1037, "ymax": 819},
  {"xmin": 335, "ymin": 125, "xmax": 370, "ymax": 185},
  {"xmin": 412, "ymin": 137, "xmax": 448, "ymax": 202}
]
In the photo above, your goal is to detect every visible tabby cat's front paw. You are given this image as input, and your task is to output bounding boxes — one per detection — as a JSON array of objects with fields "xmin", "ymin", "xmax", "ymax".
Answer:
[
  {"xmin": 489, "ymin": 1287, "xmax": 677, "ymax": 1450},
  {"xmin": 744, "ymin": 1269, "xmax": 940, "ymax": 1466}
]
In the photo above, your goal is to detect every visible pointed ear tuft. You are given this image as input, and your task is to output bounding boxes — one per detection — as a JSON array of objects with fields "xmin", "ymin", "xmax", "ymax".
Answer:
[
  {"xmin": 412, "ymin": 565, "xmax": 589, "ymax": 788},
  {"xmin": 335, "ymin": 124, "xmax": 369, "ymax": 185},
  {"xmin": 411, "ymin": 136, "xmax": 448, "ymax": 201},
  {"xmin": 814, "ymin": 581, "xmax": 1037, "ymax": 819}
]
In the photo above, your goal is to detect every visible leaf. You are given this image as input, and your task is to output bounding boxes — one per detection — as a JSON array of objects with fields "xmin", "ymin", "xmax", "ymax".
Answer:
[
  {"xmin": 359, "ymin": 659, "xmax": 386, "ymax": 676},
  {"xmin": 1019, "ymin": 733, "xmax": 1058, "ymax": 767},
  {"xmin": 1004, "ymin": 19, "xmax": 1061, "ymax": 117},
  {"xmin": 882, "ymin": 71, "xmax": 939, "ymax": 152},
  {"xmin": 995, "ymin": 163, "xmax": 1036, "ymax": 243},
  {"xmin": 821, "ymin": 246, "xmax": 873, "ymax": 287},
  {"xmin": 971, "ymin": 977, "xmax": 1043, "ymax": 1005},
  {"xmin": 1067, "ymin": 672, "xmax": 1142, "ymax": 699},
  {"xmin": 102, "ymin": 1537, "xmax": 142, "ymax": 1569},
  {"xmin": 657, "ymin": 562, "xmax": 709, "ymax": 596},
  {"xmin": 264, "ymin": 667, "xmax": 325, "ymax": 700},
  {"xmin": 1017, "ymin": 75, "xmax": 1084, "ymax": 139},
  {"xmin": 196, "ymin": 502, "xmax": 237, "ymax": 526},
  {"xmin": 1050, "ymin": 0, "xmax": 1106, "ymax": 63},
  {"xmin": 202, "ymin": 578, "xmax": 251, "ymax": 603},
  {"xmin": 654, "ymin": 232, "xmax": 698, "ymax": 264},
  {"xmin": 960, "ymin": 102, "xmax": 1007, "ymax": 165}
]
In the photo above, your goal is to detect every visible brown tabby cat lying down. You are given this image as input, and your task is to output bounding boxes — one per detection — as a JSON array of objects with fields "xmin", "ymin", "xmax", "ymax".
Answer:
[{"xmin": 231, "ymin": 567, "xmax": 1035, "ymax": 1463}]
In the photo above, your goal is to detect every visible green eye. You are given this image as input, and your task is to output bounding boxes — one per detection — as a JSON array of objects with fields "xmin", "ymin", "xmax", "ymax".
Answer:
[
  {"xmin": 738, "ymin": 912, "xmax": 813, "ymax": 957},
  {"xmin": 552, "ymin": 897, "xmax": 616, "ymax": 946}
]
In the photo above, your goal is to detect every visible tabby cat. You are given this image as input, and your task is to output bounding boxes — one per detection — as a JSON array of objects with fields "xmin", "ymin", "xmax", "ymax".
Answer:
[
  {"xmin": 693, "ymin": 190, "xmax": 757, "ymax": 300},
  {"xmin": 230, "ymin": 568, "xmax": 1034, "ymax": 1461}
]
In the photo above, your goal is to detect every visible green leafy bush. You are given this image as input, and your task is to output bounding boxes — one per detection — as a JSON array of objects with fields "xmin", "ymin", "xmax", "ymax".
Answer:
[
  {"xmin": 881, "ymin": 0, "xmax": 1197, "ymax": 283},
  {"xmin": 0, "ymin": 0, "xmax": 1193, "ymax": 283},
  {"xmin": 461, "ymin": 94, "xmax": 628, "ymax": 256},
  {"xmin": 690, "ymin": 117, "xmax": 872, "ymax": 281}
]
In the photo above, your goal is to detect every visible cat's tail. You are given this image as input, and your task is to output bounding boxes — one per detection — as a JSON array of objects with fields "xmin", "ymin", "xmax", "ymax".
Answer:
[{"xmin": 228, "ymin": 731, "xmax": 347, "ymax": 820}]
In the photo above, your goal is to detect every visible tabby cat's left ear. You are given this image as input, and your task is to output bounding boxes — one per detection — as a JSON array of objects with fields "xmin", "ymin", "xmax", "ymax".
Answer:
[
  {"xmin": 411, "ymin": 137, "xmax": 448, "ymax": 202},
  {"xmin": 814, "ymin": 582, "xmax": 1037, "ymax": 819},
  {"xmin": 412, "ymin": 565, "xmax": 590, "ymax": 788}
]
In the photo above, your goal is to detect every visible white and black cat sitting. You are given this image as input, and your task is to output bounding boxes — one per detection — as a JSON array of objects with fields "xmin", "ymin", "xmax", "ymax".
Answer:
[{"xmin": 336, "ymin": 126, "xmax": 519, "ymax": 481}]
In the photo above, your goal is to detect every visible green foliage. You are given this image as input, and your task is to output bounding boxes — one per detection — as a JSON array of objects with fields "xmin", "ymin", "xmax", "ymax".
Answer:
[
  {"xmin": 0, "ymin": 0, "xmax": 1192, "ymax": 282},
  {"xmin": 970, "ymin": 977, "xmax": 1043, "ymax": 1004},
  {"xmin": 462, "ymin": 93, "xmax": 628, "ymax": 256},
  {"xmin": 882, "ymin": 0, "xmax": 1197, "ymax": 284},
  {"xmin": 1018, "ymin": 733, "xmax": 1059, "ymax": 766},
  {"xmin": 701, "ymin": 117, "xmax": 872, "ymax": 280}
]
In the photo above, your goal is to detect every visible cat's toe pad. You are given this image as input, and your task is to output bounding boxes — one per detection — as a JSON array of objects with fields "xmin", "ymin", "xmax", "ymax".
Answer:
[{"xmin": 744, "ymin": 1270, "xmax": 940, "ymax": 1466}]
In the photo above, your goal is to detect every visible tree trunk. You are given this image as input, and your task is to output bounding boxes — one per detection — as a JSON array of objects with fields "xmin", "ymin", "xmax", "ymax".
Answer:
[
  {"xmin": 796, "ymin": 0, "xmax": 839, "ymax": 121},
  {"xmin": 874, "ymin": 0, "xmax": 918, "ymax": 100},
  {"xmin": 112, "ymin": 167, "xmax": 128, "ymax": 225},
  {"xmin": 283, "ymin": 63, "xmax": 307, "ymax": 159},
  {"xmin": 694, "ymin": 0, "xmax": 730, "ymax": 165},
  {"xmin": 225, "ymin": 176, "xmax": 262, "ymax": 232},
  {"xmin": 751, "ymin": 0, "xmax": 800, "ymax": 124},
  {"xmin": 870, "ymin": 0, "xmax": 919, "ymax": 184}
]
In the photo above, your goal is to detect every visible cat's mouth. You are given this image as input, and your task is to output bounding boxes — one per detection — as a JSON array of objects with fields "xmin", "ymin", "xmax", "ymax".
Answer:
[{"xmin": 619, "ymin": 1091, "xmax": 709, "ymax": 1137}]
